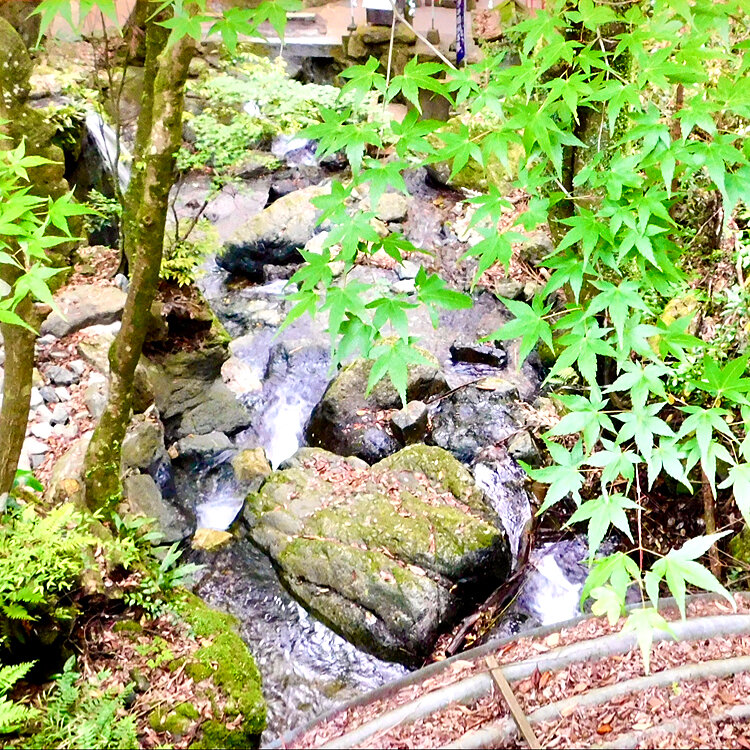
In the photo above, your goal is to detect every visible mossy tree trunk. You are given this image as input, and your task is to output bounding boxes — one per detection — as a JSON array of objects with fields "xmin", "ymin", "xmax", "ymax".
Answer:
[
  {"xmin": 0, "ymin": 18, "xmax": 69, "ymax": 498},
  {"xmin": 84, "ymin": 23, "xmax": 195, "ymax": 512},
  {"xmin": 0, "ymin": 283, "xmax": 38, "ymax": 497}
]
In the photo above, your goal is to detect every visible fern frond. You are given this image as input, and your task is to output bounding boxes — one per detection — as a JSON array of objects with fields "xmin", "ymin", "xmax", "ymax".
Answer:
[{"xmin": 0, "ymin": 661, "xmax": 35, "ymax": 695}]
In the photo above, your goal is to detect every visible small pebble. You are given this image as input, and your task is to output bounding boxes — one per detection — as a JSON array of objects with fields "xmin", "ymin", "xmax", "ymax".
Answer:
[
  {"xmin": 30, "ymin": 422, "xmax": 54, "ymax": 441},
  {"xmin": 29, "ymin": 387, "xmax": 43, "ymax": 408},
  {"xmin": 68, "ymin": 359, "xmax": 86, "ymax": 376},
  {"xmin": 50, "ymin": 404, "xmax": 69, "ymax": 425},
  {"xmin": 55, "ymin": 386, "xmax": 71, "ymax": 401},
  {"xmin": 39, "ymin": 385, "xmax": 59, "ymax": 403}
]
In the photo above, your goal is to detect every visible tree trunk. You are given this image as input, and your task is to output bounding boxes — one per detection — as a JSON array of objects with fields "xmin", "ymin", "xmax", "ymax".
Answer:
[
  {"xmin": 0, "ymin": 287, "xmax": 36, "ymax": 497},
  {"xmin": 84, "ymin": 26, "xmax": 195, "ymax": 512}
]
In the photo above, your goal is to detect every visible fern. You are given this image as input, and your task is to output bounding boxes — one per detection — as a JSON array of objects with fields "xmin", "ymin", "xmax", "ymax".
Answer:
[
  {"xmin": 0, "ymin": 661, "xmax": 38, "ymax": 734},
  {"xmin": 26, "ymin": 657, "xmax": 138, "ymax": 750}
]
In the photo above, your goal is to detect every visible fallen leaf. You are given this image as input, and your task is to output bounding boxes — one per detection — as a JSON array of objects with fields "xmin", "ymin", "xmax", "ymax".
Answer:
[{"xmin": 597, "ymin": 724, "xmax": 612, "ymax": 735}]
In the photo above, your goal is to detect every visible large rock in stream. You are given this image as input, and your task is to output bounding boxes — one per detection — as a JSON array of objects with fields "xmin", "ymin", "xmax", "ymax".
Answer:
[
  {"xmin": 244, "ymin": 445, "xmax": 510, "ymax": 664},
  {"xmin": 305, "ymin": 352, "xmax": 448, "ymax": 464},
  {"xmin": 217, "ymin": 183, "xmax": 328, "ymax": 279}
]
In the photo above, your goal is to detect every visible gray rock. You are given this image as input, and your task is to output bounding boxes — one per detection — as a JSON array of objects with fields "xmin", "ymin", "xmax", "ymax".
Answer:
[
  {"xmin": 170, "ymin": 380, "xmax": 252, "ymax": 440},
  {"xmin": 122, "ymin": 416, "xmax": 166, "ymax": 470},
  {"xmin": 306, "ymin": 351, "xmax": 448, "ymax": 464},
  {"xmin": 34, "ymin": 404, "xmax": 52, "ymax": 422},
  {"xmin": 54, "ymin": 386, "xmax": 71, "ymax": 401},
  {"xmin": 450, "ymin": 339, "xmax": 507, "ymax": 368},
  {"xmin": 217, "ymin": 183, "xmax": 329, "ymax": 279},
  {"xmin": 46, "ymin": 365, "xmax": 78, "ymax": 386},
  {"xmin": 29, "ymin": 387, "xmax": 43, "ymax": 408},
  {"xmin": 23, "ymin": 437, "xmax": 48, "ymax": 456},
  {"xmin": 148, "ymin": 346, "xmax": 228, "ymax": 421},
  {"xmin": 41, "ymin": 285, "xmax": 127, "ymax": 338},
  {"xmin": 45, "ymin": 433, "xmax": 91, "ymax": 507},
  {"xmin": 53, "ymin": 422, "xmax": 78, "ymax": 439},
  {"xmin": 493, "ymin": 278, "xmax": 525, "ymax": 300},
  {"xmin": 30, "ymin": 453, "xmax": 46, "ymax": 470},
  {"xmin": 376, "ymin": 192, "xmax": 410, "ymax": 223},
  {"xmin": 397, "ymin": 260, "xmax": 420, "ymax": 280},
  {"xmin": 172, "ymin": 431, "xmax": 232, "ymax": 460},
  {"xmin": 392, "ymin": 279, "xmax": 416, "ymax": 295},
  {"xmin": 83, "ymin": 383, "xmax": 106, "ymax": 417},
  {"xmin": 390, "ymin": 401, "xmax": 429, "ymax": 445},
  {"xmin": 67, "ymin": 359, "xmax": 86, "ymax": 376},
  {"xmin": 430, "ymin": 385, "xmax": 520, "ymax": 463},
  {"xmin": 30, "ymin": 422, "xmax": 54, "ymax": 440},
  {"xmin": 507, "ymin": 430, "xmax": 539, "ymax": 465},
  {"xmin": 245, "ymin": 445, "xmax": 509, "ymax": 664},
  {"xmin": 49, "ymin": 404, "xmax": 69, "ymax": 425},
  {"xmin": 123, "ymin": 473, "xmax": 192, "ymax": 544},
  {"xmin": 39, "ymin": 385, "xmax": 59, "ymax": 403},
  {"xmin": 77, "ymin": 332, "xmax": 156, "ymax": 413}
]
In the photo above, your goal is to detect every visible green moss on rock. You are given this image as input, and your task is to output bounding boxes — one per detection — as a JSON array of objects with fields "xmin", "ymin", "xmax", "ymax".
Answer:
[{"xmin": 177, "ymin": 593, "xmax": 266, "ymax": 746}]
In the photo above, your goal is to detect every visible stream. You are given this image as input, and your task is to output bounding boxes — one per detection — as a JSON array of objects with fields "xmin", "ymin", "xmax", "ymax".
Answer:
[{"xmin": 81, "ymin": 116, "xmax": 597, "ymax": 742}]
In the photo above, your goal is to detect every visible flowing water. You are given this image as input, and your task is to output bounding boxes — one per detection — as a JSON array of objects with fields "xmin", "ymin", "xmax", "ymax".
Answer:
[
  {"xmin": 84, "ymin": 112, "xmax": 132, "ymax": 191},
  {"xmin": 169, "ymin": 181, "xmax": 595, "ymax": 743}
]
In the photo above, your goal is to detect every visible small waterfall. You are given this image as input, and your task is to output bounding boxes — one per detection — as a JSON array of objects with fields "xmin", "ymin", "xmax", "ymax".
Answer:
[
  {"xmin": 474, "ymin": 459, "xmax": 532, "ymax": 567},
  {"xmin": 84, "ymin": 112, "xmax": 132, "ymax": 192}
]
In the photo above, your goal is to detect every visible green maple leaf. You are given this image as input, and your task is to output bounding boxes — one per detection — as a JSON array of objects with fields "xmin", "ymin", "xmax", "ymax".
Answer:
[
  {"xmin": 719, "ymin": 463, "xmax": 750, "ymax": 526},
  {"xmin": 645, "ymin": 533, "xmax": 734, "ymax": 619},
  {"xmin": 569, "ymin": 492, "xmax": 638, "ymax": 562},
  {"xmin": 547, "ymin": 393, "xmax": 614, "ymax": 452},
  {"xmin": 646, "ymin": 438, "xmax": 691, "ymax": 491},
  {"xmin": 581, "ymin": 552, "xmax": 642, "ymax": 610},
  {"xmin": 339, "ymin": 57, "xmax": 387, "ymax": 105},
  {"xmin": 525, "ymin": 439, "xmax": 585, "ymax": 513},
  {"xmin": 366, "ymin": 338, "xmax": 434, "ymax": 406},
  {"xmin": 614, "ymin": 402, "xmax": 673, "ymax": 461},
  {"xmin": 386, "ymin": 59, "xmax": 449, "ymax": 112},
  {"xmin": 623, "ymin": 607, "xmax": 673, "ymax": 674},
  {"xmin": 488, "ymin": 293, "xmax": 554, "ymax": 366}
]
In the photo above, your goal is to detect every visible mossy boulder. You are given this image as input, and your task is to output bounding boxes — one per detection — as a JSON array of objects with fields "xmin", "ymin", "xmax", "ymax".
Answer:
[
  {"xmin": 244, "ymin": 445, "xmax": 509, "ymax": 664},
  {"xmin": 218, "ymin": 183, "xmax": 329, "ymax": 280},
  {"xmin": 177, "ymin": 594, "xmax": 266, "ymax": 747},
  {"xmin": 730, "ymin": 527, "xmax": 750, "ymax": 566},
  {"xmin": 305, "ymin": 350, "xmax": 448, "ymax": 464}
]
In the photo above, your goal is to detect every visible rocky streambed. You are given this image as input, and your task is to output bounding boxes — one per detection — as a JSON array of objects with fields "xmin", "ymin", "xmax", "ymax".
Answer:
[{"xmin": 38, "ymin": 158, "xmax": 595, "ymax": 742}]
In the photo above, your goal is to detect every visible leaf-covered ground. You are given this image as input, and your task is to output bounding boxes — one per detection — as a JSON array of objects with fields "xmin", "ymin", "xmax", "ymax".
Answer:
[{"xmin": 295, "ymin": 594, "xmax": 750, "ymax": 749}]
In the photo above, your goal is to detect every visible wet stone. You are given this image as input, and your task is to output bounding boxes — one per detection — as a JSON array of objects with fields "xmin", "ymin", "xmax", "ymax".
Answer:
[
  {"xmin": 390, "ymin": 400, "xmax": 429, "ymax": 445},
  {"xmin": 450, "ymin": 339, "xmax": 507, "ymax": 368}
]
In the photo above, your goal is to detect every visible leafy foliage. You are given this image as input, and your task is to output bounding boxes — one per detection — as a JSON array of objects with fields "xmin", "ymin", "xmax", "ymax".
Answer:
[
  {"xmin": 280, "ymin": 0, "xmax": 750, "ymax": 657},
  {"xmin": 178, "ymin": 54, "xmax": 380, "ymax": 173},
  {"xmin": 0, "ymin": 662, "xmax": 39, "ymax": 734},
  {"xmin": 0, "ymin": 503, "xmax": 95, "ymax": 649},
  {"xmin": 24, "ymin": 657, "xmax": 137, "ymax": 750}
]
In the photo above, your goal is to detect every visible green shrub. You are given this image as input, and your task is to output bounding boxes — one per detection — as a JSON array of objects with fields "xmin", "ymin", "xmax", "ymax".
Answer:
[
  {"xmin": 178, "ymin": 53, "xmax": 379, "ymax": 172},
  {"xmin": 0, "ymin": 662, "xmax": 39, "ymax": 734},
  {"xmin": 0, "ymin": 504, "xmax": 96, "ymax": 650}
]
